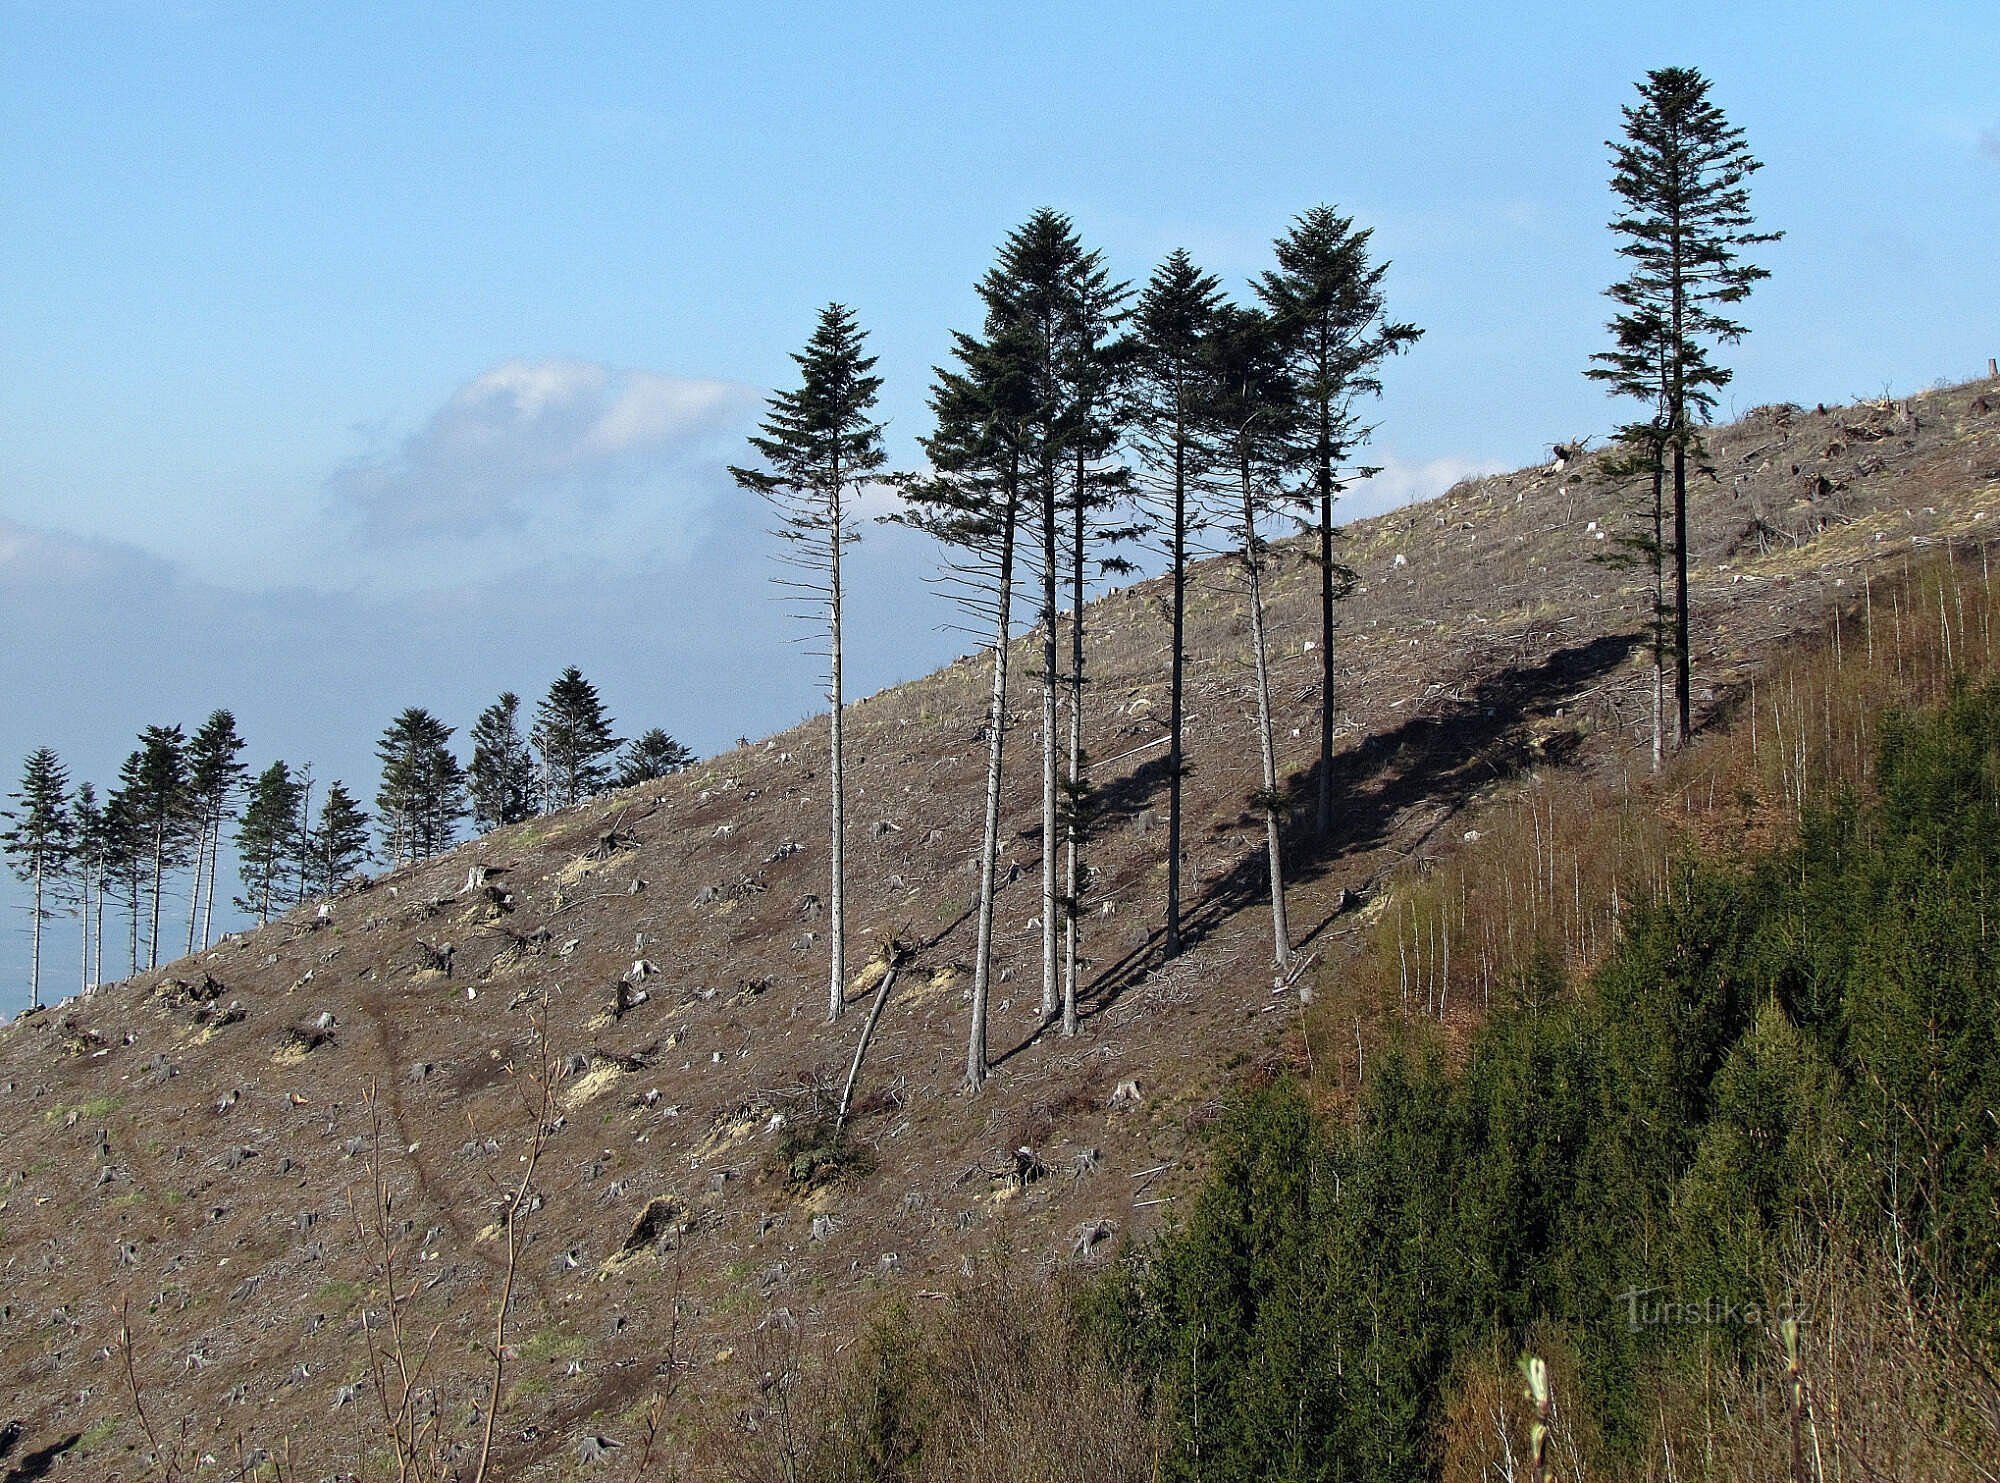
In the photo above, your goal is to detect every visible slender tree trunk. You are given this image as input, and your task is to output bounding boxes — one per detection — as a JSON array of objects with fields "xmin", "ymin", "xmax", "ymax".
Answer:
[
  {"xmin": 184, "ymin": 809, "xmax": 205, "ymax": 958},
  {"xmin": 1315, "ymin": 421, "xmax": 1336, "ymax": 837},
  {"xmin": 1040, "ymin": 464, "xmax": 1060, "ymax": 1023},
  {"xmin": 126, "ymin": 883, "xmax": 138, "ymax": 976},
  {"xmin": 1651, "ymin": 452, "xmax": 1666, "ymax": 774},
  {"xmin": 201, "ymin": 816, "xmax": 221, "ymax": 948},
  {"xmin": 827, "ymin": 476, "xmax": 848, "ymax": 1024},
  {"xmin": 968, "ymin": 481, "xmax": 1020, "ymax": 1090},
  {"xmin": 1165, "ymin": 435, "xmax": 1188, "ymax": 959},
  {"xmin": 147, "ymin": 825, "xmax": 165, "ymax": 969},
  {"xmin": 79, "ymin": 867, "xmax": 90, "ymax": 998},
  {"xmin": 834, "ymin": 944, "xmax": 904, "ymax": 1143},
  {"xmin": 1673, "ymin": 440, "xmax": 1691, "ymax": 744},
  {"xmin": 92, "ymin": 869, "xmax": 103, "ymax": 989},
  {"xmin": 30, "ymin": 853, "xmax": 44, "ymax": 1009},
  {"xmin": 1243, "ymin": 454, "xmax": 1292, "ymax": 973},
  {"xmin": 1062, "ymin": 453, "xmax": 1086, "ymax": 1037}
]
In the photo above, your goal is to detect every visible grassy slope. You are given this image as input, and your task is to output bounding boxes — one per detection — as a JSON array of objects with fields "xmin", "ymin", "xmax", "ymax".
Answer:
[{"xmin": 1, "ymin": 377, "xmax": 1997, "ymax": 1477}]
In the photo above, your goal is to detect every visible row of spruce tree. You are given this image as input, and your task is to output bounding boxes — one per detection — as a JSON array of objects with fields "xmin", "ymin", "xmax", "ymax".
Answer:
[
  {"xmin": 1, "ymin": 667, "xmax": 694, "ymax": 1008},
  {"xmin": 730, "ymin": 67, "xmax": 1772, "ymax": 1089}
]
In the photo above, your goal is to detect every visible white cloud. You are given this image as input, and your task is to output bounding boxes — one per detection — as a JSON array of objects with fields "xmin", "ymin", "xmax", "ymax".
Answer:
[
  {"xmin": 0, "ymin": 515, "xmax": 175, "ymax": 592},
  {"xmin": 1340, "ymin": 452, "xmax": 1506, "ymax": 521},
  {"xmin": 327, "ymin": 358, "xmax": 754, "ymax": 540}
]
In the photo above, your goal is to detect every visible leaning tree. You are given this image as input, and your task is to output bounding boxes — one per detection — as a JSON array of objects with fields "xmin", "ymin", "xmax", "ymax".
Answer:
[
  {"xmin": 730, "ymin": 302, "xmax": 888, "ymax": 1025},
  {"xmin": 1592, "ymin": 65, "xmax": 1777, "ymax": 746}
]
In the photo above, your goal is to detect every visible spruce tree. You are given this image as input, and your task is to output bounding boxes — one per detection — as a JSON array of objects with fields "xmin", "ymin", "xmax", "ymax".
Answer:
[
  {"xmin": 309, "ymin": 783, "xmax": 371, "ymax": 897},
  {"xmin": 730, "ymin": 302, "xmax": 889, "ymax": 1025},
  {"xmin": 2, "ymin": 748, "xmax": 72, "ymax": 1009},
  {"xmin": 1127, "ymin": 250, "xmax": 1227, "ymax": 959},
  {"xmin": 1056, "ymin": 252, "xmax": 1135, "ymax": 1037},
  {"xmin": 468, "ymin": 692, "xmax": 537, "ymax": 832},
  {"xmin": 1592, "ymin": 66, "xmax": 1777, "ymax": 745},
  {"xmin": 616, "ymin": 729, "xmax": 696, "ymax": 786},
  {"xmin": 977, "ymin": 209, "xmax": 1110, "ymax": 1028},
  {"xmin": 236, "ymin": 761, "xmax": 304, "ymax": 926},
  {"xmin": 1207, "ymin": 306, "xmax": 1302, "ymax": 972},
  {"xmin": 376, "ymin": 708, "xmax": 466, "ymax": 863},
  {"xmin": 532, "ymin": 668, "xmax": 618, "ymax": 810},
  {"xmin": 101, "ymin": 784, "xmax": 148, "ymax": 975},
  {"xmin": 1256, "ymin": 207, "xmax": 1421, "ymax": 837},
  {"xmin": 70, "ymin": 782, "xmax": 105, "ymax": 993},
  {"xmin": 183, "ymin": 709, "xmax": 247, "ymax": 954},
  {"xmin": 897, "ymin": 297, "xmax": 1040, "ymax": 1089},
  {"xmin": 121, "ymin": 725, "xmax": 191, "ymax": 969}
]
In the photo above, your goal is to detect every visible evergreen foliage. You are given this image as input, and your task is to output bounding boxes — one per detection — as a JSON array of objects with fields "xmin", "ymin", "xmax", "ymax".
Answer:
[
  {"xmin": 615, "ymin": 728, "xmax": 695, "ymax": 785},
  {"xmin": 2, "ymin": 747, "xmax": 72, "ymax": 1008},
  {"xmin": 731, "ymin": 301, "xmax": 888, "ymax": 1025},
  {"xmin": 467, "ymin": 692, "xmax": 537, "ymax": 832},
  {"xmin": 1590, "ymin": 66, "xmax": 1777, "ymax": 745},
  {"xmin": 1255, "ymin": 206, "xmax": 1420, "ymax": 836},
  {"xmin": 183, "ymin": 709, "xmax": 248, "ymax": 953},
  {"xmin": 1104, "ymin": 680, "xmax": 2000, "ymax": 1479},
  {"xmin": 1126, "ymin": 250, "xmax": 1227, "ymax": 958},
  {"xmin": 375, "ymin": 708, "xmax": 466, "ymax": 862},
  {"xmin": 69, "ymin": 781, "xmax": 106, "ymax": 991},
  {"xmin": 531, "ymin": 667, "xmax": 618, "ymax": 810},
  {"xmin": 236, "ymin": 760, "xmax": 304, "ymax": 925},
  {"xmin": 119, "ymin": 724, "xmax": 192, "ymax": 969},
  {"xmin": 308, "ymin": 782, "xmax": 371, "ymax": 897}
]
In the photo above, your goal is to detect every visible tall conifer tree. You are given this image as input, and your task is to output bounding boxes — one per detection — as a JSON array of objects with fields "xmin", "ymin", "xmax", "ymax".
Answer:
[
  {"xmin": 532, "ymin": 668, "xmax": 618, "ymax": 810},
  {"xmin": 730, "ymin": 302, "xmax": 888, "ymax": 1025},
  {"xmin": 3, "ymin": 748, "xmax": 72, "ymax": 1008},
  {"xmin": 120, "ymin": 725, "xmax": 190, "ymax": 969},
  {"xmin": 183, "ymin": 709, "xmax": 247, "ymax": 954},
  {"xmin": 236, "ymin": 761, "xmax": 304, "ymax": 926},
  {"xmin": 1127, "ymin": 251, "xmax": 1227, "ymax": 959},
  {"xmin": 376, "ymin": 709, "xmax": 466, "ymax": 863},
  {"xmin": 1256, "ymin": 207, "xmax": 1420, "ymax": 837},
  {"xmin": 309, "ymin": 783, "xmax": 371, "ymax": 897},
  {"xmin": 898, "ymin": 297, "xmax": 1040, "ymax": 1088},
  {"xmin": 468, "ymin": 693, "xmax": 537, "ymax": 832},
  {"xmin": 1592, "ymin": 66, "xmax": 1777, "ymax": 745},
  {"xmin": 1208, "ymin": 306, "xmax": 1302, "ymax": 972}
]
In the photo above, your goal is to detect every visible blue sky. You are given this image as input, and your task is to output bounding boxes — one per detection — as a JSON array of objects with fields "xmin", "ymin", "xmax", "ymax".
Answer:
[{"xmin": 2, "ymin": 1, "xmax": 1995, "ymax": 1011}]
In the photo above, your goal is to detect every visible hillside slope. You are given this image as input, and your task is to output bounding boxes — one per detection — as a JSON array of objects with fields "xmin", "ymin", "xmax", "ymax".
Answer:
[{"xmin": 3, "ymin": 376, "xmax": 1998, "ymax": 1478}]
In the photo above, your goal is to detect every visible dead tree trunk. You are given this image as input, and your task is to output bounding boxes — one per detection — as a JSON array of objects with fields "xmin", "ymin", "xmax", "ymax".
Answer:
[{"xmin": 834, "ymin": 942, "xmax": 906, "ymax": 1143}]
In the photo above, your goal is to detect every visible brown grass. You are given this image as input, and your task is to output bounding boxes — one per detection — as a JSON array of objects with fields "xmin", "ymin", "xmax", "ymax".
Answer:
[{"xmin": 1307, "ymin": 539, "xmax": 2000, "ymax": 1102}]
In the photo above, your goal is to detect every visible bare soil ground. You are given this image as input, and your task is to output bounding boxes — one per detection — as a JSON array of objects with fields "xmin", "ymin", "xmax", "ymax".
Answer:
[{"xmin": 4, "ymin": 377, "xmax": 1998, "ymax": 1478}]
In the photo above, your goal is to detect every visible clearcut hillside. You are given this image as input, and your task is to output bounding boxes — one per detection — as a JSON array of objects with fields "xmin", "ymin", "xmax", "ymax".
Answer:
[{"xmin": 3, "ymin": 375, "xmax": 1997, "ymax": 1479}]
